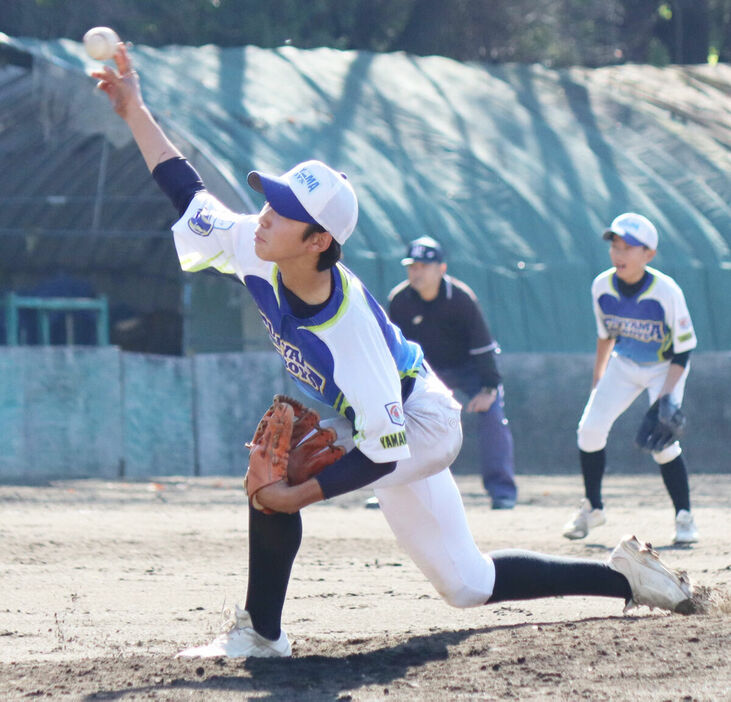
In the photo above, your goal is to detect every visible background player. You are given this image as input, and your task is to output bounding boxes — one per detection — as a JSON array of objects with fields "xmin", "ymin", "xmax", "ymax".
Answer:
[
  {"xmin": 389, "ymin": 237, "xmax": 517, "ymax": 509},
  {"xmin": 92, "ymin": 44, "xmax": 693, "ymax": 659},
  {"xmin": 563, "ymin": 213, "xmax": 699, "ymax": 545}
]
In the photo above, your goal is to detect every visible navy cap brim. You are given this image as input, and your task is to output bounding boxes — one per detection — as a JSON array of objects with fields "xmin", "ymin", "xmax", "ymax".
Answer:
[{"xmin": 247, "ymin": 171, "xmax": 318, "ymax": 225}]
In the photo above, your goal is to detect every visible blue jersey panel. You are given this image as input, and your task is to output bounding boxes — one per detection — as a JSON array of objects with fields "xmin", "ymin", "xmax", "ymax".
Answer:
[
  {"xmin": 598, "ymin": 292, "xmax": 669, "ymax": 363},
  {"xmin": 591, "ymin": 268, "xmax": 696, "ymax": 364},
  {"xmin": 360, "ymin": 276, "xmax": 423, "ymax": 378},
  {"xmin": 244, "ymin": 272, "xmax": 340, "ymax": 406}
]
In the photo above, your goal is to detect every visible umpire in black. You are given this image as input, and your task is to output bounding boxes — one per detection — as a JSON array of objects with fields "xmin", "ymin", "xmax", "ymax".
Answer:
[{"xmin": 388, "ymin": 237, "xmax": 518, "ymax": 509}]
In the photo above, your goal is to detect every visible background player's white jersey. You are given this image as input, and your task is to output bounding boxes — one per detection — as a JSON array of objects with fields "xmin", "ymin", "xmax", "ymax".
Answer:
[
  {"xmin": 592, "ymin": 266, "xmax": 696, "ymax": 364},
  {"xmin": 171, "ymin": 191, "xmax": 422, "ymax": 464}
]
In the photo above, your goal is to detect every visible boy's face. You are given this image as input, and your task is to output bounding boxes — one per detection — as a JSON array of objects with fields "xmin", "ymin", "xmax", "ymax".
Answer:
[
  {"xmin": 609, "ymin": 235, "xmax": 656, "ymax": 283},
  {"xmin": 254, "ymin": 202, "xmax": 323, "ymax": 264}
]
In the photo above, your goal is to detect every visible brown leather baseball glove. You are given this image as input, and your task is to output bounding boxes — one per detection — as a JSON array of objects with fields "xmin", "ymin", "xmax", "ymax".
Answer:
[
  {"xmin": 275, "ymin": 395, "xmax": 345, "ymax": 486},
  {"xmin": 245, "ymin": 395, "xmax": 345, "ymax": 512},
  {"xmin": 244, "ymin": 398, "xmax": 294, "ymax": 513}
]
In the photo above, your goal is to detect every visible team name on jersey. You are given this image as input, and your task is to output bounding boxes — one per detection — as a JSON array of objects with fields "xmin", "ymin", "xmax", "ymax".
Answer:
[
  {"xmin": 380, "ymin": 430, "xmax": 407, "ymax": 449},
  {"xmin": 604, "ymin": 315, "xmax": 665, "ymax": 343},
  {"xmin": 259, "ymin": 312, "xmax": 326, "ymax": 393}
]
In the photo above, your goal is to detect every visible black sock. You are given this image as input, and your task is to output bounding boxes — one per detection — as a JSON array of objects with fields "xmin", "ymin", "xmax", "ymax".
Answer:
[
  {"xmin": 580, "ymin": 448, "xmax": 605, "ymax": 510},
  {"xmin": 659, "ymin": 456, "xmax": 691, "ymax": 514},
  {"xmin": 488, "ymin": 549, "xmax": 631, "ymax": 603},
  {"xmin": 244, "ymin": 506, "xmax": 302, "ymax": 640}
]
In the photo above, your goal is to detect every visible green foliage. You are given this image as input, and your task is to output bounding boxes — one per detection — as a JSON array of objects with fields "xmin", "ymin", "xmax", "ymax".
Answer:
[
  {"xmin": 0, "ymin": 0, "xmax": 724, "ymax": 65},
  {"xmin": 658, "ymin": 3, "xmax": 673, "ymax": 21}
]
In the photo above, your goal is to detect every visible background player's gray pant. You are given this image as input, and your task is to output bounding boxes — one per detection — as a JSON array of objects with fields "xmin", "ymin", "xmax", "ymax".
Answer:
[{"xmin": 577, "ymin": 354, "xmax": 689, "ymax": 465}]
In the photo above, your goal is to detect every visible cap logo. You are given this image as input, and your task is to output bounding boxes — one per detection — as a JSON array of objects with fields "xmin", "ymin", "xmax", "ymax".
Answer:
[
  {"xmin": 410, "ymin": 244, "xmax": 437, "ymax": 259},
  {"xmin": 293, "ymin": 167, "xmax": 320, "ymax": 193}
]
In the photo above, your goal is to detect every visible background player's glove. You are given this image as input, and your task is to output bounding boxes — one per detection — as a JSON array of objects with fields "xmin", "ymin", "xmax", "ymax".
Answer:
[
  {"xmin": 244, "ymin": 399, "xmax": 294, "ymax": 513},
  {"xmin": 635, "ymin": 395, "xmax": 686, "ymax": 453}
]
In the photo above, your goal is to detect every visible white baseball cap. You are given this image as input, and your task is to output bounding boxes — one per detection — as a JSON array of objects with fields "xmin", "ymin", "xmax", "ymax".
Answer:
[
  {"xmin": 602, "ymin": 212, "xmax": 658, "ymax": 250},
  {"xmin": 247, "ymin": 160, "xmax": 358, "ymax": 244}
]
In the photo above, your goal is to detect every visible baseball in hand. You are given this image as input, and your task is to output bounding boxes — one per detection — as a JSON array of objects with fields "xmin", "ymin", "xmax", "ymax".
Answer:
[{"xmin": 83, "ymin": 26, "xmax": 120, "ymax": 61}]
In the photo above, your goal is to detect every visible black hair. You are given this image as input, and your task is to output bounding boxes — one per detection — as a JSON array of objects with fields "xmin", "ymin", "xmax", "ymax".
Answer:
[{"xmin": 303, "ymin": 222, "xmax": 342, "ymax": 271}]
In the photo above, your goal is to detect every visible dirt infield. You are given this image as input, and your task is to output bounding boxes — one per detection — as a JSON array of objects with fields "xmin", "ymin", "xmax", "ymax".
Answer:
[{"xmin": 1, "ymin": 474, "xmax": 729, "ymax": 700}]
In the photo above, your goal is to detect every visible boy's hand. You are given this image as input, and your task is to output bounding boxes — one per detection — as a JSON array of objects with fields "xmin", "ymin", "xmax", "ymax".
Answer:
[{"xmin": 90, "ymin": 43, "xmax": 144, "ymax": 120}]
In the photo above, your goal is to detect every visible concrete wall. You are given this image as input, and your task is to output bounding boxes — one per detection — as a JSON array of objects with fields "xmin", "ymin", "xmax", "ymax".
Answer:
[
  {"xmin": 453, "ymin": 352, "xmax": 731, "ymax": 477},
  {"xmin": 1, "ymin": 348, "xmax": 728, "ymax": 481}
]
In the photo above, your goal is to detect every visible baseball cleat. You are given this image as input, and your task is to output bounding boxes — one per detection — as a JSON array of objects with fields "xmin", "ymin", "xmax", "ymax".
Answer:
[
  {"xmin": 562, "ymin": 498, "xmax": 606, "ymax": 539},
  {"xmin": 176, "ymin": 605, "xmax": 291, "ymax": 658},
  {"xmin": 672, "ymin": 510, "xmax": 699, "ymax": 545},
  {"xmin": 608, "ymin": 535, "xmax": 693, "ymax": 613},
  {"xmin": 491, "ymin": 498, "xmax": 516, "ymax": 510}
]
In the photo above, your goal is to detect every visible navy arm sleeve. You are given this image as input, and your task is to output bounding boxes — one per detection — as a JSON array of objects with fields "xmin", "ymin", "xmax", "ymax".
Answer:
[
  {"xmin": 671, "ymin": 350, "xmax": 691, "ymax": 368},
  {"xmin": 151, "ymin": 157, "xmax": 206, "ymax": 216},
  {"xmin": 315, "ymin": 448, "xmax": 396, "ymax": 500}
]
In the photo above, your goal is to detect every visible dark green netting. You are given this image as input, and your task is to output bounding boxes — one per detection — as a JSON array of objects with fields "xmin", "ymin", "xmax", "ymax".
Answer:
[{"xmin": 2, "ymin": 36, "xmax": 729, "ymax": 351}]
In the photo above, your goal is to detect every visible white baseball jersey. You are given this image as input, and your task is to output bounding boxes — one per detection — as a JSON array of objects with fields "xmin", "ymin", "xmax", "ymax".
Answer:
[
  {"xmin": 170, "ymin": 188, "xmax": 496, "ymax": 608},
  {"xmin": 592, "ymin": 266, "xmax": 697, "ymax": 364},
  {"xmin": 171, "ymin": 191, "xmax": 423, "ymax": 464}
]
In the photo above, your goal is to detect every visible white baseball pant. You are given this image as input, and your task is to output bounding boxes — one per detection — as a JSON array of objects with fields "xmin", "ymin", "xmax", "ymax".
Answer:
[
  {"xmin": 577, "ymin": 353, "xmax": 689, "ymax": 464},
  {"xmin": 324, "ymin": 367, "xmax": 496, "ymax": 607}
]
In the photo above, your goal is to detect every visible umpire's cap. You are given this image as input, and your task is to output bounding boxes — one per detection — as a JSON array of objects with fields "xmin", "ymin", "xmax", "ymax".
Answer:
[{"xmin": 401, "ymin": 236, "xmax": 444, "ymax": 266}]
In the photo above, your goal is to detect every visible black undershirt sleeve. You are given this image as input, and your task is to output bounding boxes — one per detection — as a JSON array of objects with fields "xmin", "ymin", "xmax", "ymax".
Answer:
[
  {"xmin": 671, "ymin": 350, "xmax": 691, "ymax": 368},
  {"xmin": 151, "ymin": 157, "xmax": 206, "ymax": 216},
  {"xmin": 315, "ymin": 448, "xmax": 396, "ymax": 499}
]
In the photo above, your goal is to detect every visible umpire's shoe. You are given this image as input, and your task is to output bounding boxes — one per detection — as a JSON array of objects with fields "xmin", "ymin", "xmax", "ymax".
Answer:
[
  {"xmin": 562, "ymin": 498, "xmax": 606, "ymax": 539},
  {"xmin": 608, "ymin": 535, "xmax": 693, "ymax": 613},
  {"xmin": 177, "ymin": 605, "xmax": 291, "ymax": 658}
]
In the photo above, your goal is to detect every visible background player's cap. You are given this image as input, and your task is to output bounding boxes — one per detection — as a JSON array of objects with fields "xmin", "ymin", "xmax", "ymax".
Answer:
[
  {"xmin": 602, "ymin": 213, "xmax": 658, "ymax": 249},
  {"xmin": 401, "ymin": 236, "xmax": 444, "ymax": 265},
  {"xmin": 247, "ymin": 160, "xmax": 358, "ymax": 244}
]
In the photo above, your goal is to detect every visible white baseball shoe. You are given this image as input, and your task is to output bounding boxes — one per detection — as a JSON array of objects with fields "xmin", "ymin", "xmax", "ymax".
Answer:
[
  {"xmin": 672, "ymin": 510, "xmax": 699, "ymax": 545},
  {"xmin": 177, "ymin": 605, "xmax": 291, "ymax": 659},
  {"xmin": 608, "ymin": 535, "xmax": 693, "ymax": 613},
  {"xmin": 562, "ymin": 498, "xmax": 606, "ymax": 540}
]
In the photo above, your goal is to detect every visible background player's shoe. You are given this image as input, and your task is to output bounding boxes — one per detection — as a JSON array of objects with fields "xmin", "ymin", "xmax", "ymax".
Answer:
[
  {"xmin": 177, "ymin": 605, "xmax": 291, "ymax": 658},
  {"xmin": 562, "ymin": 498, "xmax": 606, "ymax": 539},
  {"xmin": 608, "ymin": 535, "xmax": 693, "ymax": 613},
  {"xmin": 672, "ymin": 510, "xmax": 699, "ymax": 545}
]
